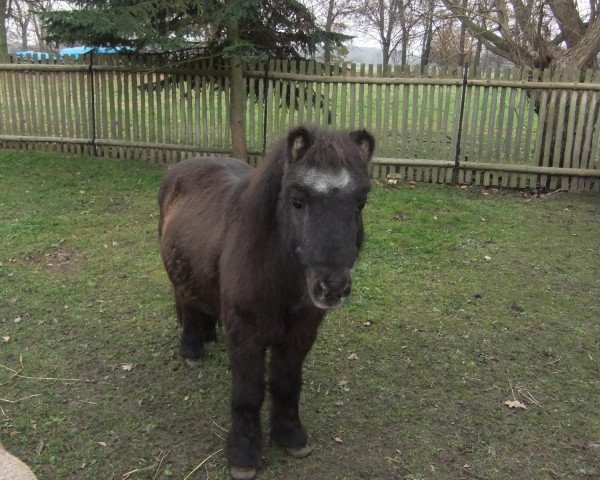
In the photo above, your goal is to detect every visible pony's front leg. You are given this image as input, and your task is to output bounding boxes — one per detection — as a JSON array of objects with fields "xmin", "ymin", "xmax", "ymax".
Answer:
[
  {"xmin": 269, "ymin": 344, "xmax": 313, "ymax": 457},
  {"xmin": 226, "ymin": 337, "xmax": 266, "ymax": 480}
]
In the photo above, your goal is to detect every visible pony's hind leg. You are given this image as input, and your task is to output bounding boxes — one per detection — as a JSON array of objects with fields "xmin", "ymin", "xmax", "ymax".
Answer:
[{"xmin": 178, "ymin": 302, "xmax": 216, "ymax": 366}]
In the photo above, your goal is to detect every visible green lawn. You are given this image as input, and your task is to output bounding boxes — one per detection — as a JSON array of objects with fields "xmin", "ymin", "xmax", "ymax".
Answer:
[{"xmin": 1, "ymin": 151, "xmax": 599, "ymax": 479}]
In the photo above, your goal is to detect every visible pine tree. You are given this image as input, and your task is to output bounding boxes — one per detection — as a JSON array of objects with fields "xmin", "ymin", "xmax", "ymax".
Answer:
[{"xmin": 42, "ymin": 0, "xmax": 347, "ymax": 60}]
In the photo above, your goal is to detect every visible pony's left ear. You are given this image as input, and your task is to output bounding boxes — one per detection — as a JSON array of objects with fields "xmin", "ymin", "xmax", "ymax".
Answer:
[
  {"xmin": 287, "ymin": 126, "xmax": 314, "ymax": 163},
  {"xmin": 349, "ymin": 129, "xmax": 375, "ymax": 162}
]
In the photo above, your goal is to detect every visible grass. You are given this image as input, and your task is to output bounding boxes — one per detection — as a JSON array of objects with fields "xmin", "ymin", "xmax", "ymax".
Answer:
[{"xmin": 1, "ymin": 150, "xmax": 599, "ymax": 480}]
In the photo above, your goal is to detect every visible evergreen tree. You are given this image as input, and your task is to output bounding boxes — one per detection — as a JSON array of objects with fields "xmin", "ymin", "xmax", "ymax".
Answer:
[
  {"xmin": 42, "ymin": 0, "xmax": 349, "ymax": 159},
  {"xmin": 42, "ymin": 0, "xmax": 347, "ymax": 60}
]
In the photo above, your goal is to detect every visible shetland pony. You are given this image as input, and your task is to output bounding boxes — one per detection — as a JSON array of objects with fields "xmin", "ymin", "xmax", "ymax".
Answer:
[{"xmin": 158, "ymin": 126, "xmax": 374, "ymax": 479}]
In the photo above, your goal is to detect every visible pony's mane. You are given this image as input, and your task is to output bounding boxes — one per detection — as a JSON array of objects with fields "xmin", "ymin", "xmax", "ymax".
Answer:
[{"xmin": 237, "ymin": 136, "xmax": 285, "ymax": 232}]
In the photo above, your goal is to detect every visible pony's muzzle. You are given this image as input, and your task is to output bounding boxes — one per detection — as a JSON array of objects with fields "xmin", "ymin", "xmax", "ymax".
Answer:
[{"xmin": 307, "ymin": 268, "xmax": 352, "ymax": 309}]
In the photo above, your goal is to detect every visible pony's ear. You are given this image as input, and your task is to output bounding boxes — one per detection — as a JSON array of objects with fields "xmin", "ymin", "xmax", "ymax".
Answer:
[
  {"xmin": 349, "ymin": 129, "xmax": 375, "ymax": 162},
  {"xmin": 287, "ymin": 126, "xmax": 314, "ymax": 162}
]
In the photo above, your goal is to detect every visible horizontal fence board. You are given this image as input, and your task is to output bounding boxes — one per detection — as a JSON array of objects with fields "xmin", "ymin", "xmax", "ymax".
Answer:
[{"xmin": 372, "ymin": 157, "xmax": 600, "ymax": 177}]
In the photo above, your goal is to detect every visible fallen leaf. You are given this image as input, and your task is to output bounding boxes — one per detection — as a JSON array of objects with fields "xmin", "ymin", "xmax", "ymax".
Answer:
[
  {"xmin": 14, "ymin": 316, "xmax": 21, "ymax": 323},
  {"xmin": 504, "ymin": 399, "xmax": 527, "ymax": 410},
  {"xmin": 337, "ymin": 379, "xmax": 348, "ymax": 387},
  {"xmin": 121, "ymin": 364, "xmax": 136, "ymax": 371},
  {"xmin": 333, "ymin": 437, "xmax": 344, "ymax": 444},
  {"xmin": 79, "ymin": 189, "xmax": 85, "ymax": 195},
  {"xmin": 98, "ymin": 442, "xmax": 107, "ymax": 447},
  {"xmin": 334, "ymin": 400, "xmax": 344, "ymax": 407},
  {"xmin": 363, "ymin": 321, "xmax": 371, "ymax": 327},
  {"xmin": 484, "ymin": 255, "xmax": 492, "ymax": 261},
  {"xmin": 112, "ymin": 241, "xmax": 118, "ymax": 247},
  {"xmin": 2, "ymin": 336, "xmax": 9, "ymax": 343},
  {"xmin": 347, "ymin": 353, "xmax": 359, "ymax": 361},
  {"xmin": 35, "ymin": 440, "xmax": 45, "ymax": 455}
]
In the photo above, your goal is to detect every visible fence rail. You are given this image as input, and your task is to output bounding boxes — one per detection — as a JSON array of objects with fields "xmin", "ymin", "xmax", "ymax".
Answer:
[{"xmin": 0, "ymin": 54, "xmax": 599, "ymax": 191}]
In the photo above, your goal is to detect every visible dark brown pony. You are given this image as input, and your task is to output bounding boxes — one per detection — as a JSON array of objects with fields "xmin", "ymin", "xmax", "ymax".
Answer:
[{"xmin": 158, "ymin": 126, "xmax": 375, "ymax": 479}]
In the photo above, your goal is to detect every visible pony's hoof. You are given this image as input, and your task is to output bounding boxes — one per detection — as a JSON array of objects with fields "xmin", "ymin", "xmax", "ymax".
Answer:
[
  {"xmin": 286, "ymin": 445, "xmax": 312, "ymax": 458},
  {"xmin": 230, "ymin": 466, "xmax": 256, "ymax": 480},
  {"xmin": 183, "ymin": 357, "xmax": 202, "ymax": 368}
]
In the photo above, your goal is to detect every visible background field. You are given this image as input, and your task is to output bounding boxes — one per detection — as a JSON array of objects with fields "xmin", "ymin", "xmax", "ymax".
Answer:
[{"xmin": 0, "ymin": 151, "xmax": 599, "ymax": 479}]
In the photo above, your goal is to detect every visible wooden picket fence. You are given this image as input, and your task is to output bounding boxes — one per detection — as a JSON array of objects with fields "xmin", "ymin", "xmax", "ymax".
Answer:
[{"xmin": 0, "ymin": 53, "xmax": 599, "ymax": 191}]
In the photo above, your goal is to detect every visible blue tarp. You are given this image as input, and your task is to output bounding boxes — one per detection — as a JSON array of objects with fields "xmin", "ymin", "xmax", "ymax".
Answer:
[
  {"xmin": 15, "ymin": 47, "xmax": 132, "ymax": 62},
  {"xmin": 15, "ymin": 50, "xmax": 54, "ymax": 61},
  {"xmin": 59, "ymin": 46, "xmax": 132, "ymax": 60}
]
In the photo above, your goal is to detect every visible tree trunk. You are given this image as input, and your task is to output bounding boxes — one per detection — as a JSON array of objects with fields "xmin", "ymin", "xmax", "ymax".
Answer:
[
  {"xmin": 420, "ymin": 15, "xmax": 433, "ymax": 72},
  {"xmin": 323, "ymin": 0, "xmax": 335, "ymax": 65},
  {"xmin": 32, "ymin": 16, "xmax": 46, "ymax": 50},
  {"xmin": 226, "ymin": 9, "xmax": 247, "ymax": 160},
  {"xmin": 22, "ymin": 19, "xmax": 30, "ymax": 50},
  {"xmin": 0, "ymin": 0, "xmax": 9, "ymax": 63},
  {"xmin": 474, "ymin": 38, "xmax": 482, "ymax": 69},
  {"xmin": 323, "ymin": 42, "xmax": 331, "ymax": 65},
  {"xmin": 382, "ymin": 49, "xmax": 390, "ymax": 69},
  {"xmin": 400, "ymin": 27, "xmax": 408, "ymax": 67},
  {"xmin": 457, "ymin": 0, "xmax": 467, "ymax": 66}
]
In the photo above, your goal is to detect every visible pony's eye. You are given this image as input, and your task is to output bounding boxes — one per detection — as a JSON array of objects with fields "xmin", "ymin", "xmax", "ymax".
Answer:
[{"xmin": 292, "ymin": 199, "xmax": 305, "ymax": 210}]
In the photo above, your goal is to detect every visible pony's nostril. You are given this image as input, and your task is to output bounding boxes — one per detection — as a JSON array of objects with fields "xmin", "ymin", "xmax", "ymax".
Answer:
[
  {"xmin": 341, "ymin": 281, "xmax": 352, "ymax": 297},
  {"xmin": 316, "ymin": 281, "xmax": 329, "ymax": 299}
]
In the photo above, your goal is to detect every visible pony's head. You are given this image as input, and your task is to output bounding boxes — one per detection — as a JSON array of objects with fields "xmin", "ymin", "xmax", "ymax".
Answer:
[{"xmin": 277, "ymin": 126, "xmax": 375, "ymax": 310}]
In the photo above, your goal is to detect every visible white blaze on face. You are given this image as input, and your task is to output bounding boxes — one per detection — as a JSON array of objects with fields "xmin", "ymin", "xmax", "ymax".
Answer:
[{"xmin": 300, "ymin": 167, "xmax": 352, "ymax": 193}]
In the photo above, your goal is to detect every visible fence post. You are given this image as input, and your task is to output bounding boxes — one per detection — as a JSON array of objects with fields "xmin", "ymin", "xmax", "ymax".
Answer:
[
  {"xmin": 88, "ymin": 51, "xmax": 98, "ymax": 157},
  {"xmin": 452, "ymin": 63, "xmax": 469, "ymax": 185},
  {"xmin": 262, "ymin": 59, "xmax": 270, "ymax": 155}
]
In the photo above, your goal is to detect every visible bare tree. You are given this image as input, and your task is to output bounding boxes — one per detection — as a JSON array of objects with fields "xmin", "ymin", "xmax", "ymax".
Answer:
[
  {"xmin": 441, "ymin": 0, "xmax": 600, "ymax": 71},
  {"xmin": 354, "ymin": 0, "xmax": 419, "ymax": 68},
  {"xmin": 29, "ymin": 0, "xmax": 55, "ymax": 50},
  {"xmin": 10, "ymin": 0, "xmax": 32, "ymax": 49},
  {"xmin": 419, "ymin": 0, "xmax": 435, "ymax": 69},
  {"xmin": 3, "ymin": 0, "xmax": 59, "ymax": 53},
  {"xmin": 306, "ymin": 0, "xmax": 358, "ymax": 64},
  {"xmin": 430, "ymin": 16, "xmax": 478, "ymax": 67}
]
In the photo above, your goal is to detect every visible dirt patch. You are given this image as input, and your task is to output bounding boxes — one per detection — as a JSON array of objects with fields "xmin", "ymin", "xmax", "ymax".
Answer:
[
  {"xmin": 16, "ymin": 247, "xmax": 81, "ymax": 275},
  {"xmin": 393, "ymin": 211, "xmax": 410, "ymax": 221}
]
